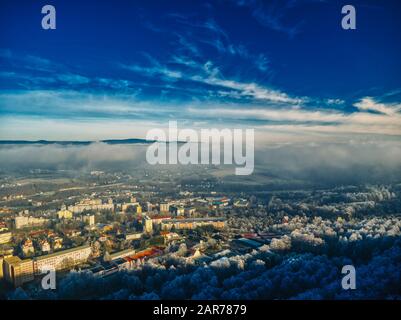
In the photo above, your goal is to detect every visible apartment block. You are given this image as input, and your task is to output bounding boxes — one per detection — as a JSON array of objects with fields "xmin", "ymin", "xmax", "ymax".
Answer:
[
  {"xmin": 33, "ymin": 244, "xmax": 92, "ymax": 274},
  {"xmin": 3, "ymin": 256, "xmax": 34, "ymax": 287}
]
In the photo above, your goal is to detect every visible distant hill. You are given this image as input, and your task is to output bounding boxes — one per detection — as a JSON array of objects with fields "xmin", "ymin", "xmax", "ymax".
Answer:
[
  {"xmin": 0, "ymin": 138, "xmax": 155, "ymax": 145},
  {"xmin": 0, "ymin": 138, "xmax": 187, "ymax": 145}
]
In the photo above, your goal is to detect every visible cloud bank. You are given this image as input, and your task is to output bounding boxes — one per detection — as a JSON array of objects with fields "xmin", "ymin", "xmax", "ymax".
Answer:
[{"xmin": 1, "ymin": 139, "xmax": 400, "ymax": 186}]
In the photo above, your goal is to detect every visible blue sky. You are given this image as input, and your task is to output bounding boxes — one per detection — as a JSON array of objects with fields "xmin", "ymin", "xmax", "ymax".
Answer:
[{"xmin": 0, "ymin": 0, "xmax": 400, "ymax": 140}]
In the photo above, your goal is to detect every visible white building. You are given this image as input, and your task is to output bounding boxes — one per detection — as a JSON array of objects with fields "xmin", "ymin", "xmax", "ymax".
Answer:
[
  {"xmin": 0, "ymin": 231, "xmax": 12, "ymax": 244},
  {"xmin": 68, "ymin": 199, "xmax": 114, "ymax": 214},
  {"xmin": 15, "ymin": 216, "xmax": 48, "ymax": 229},
  {"xmin": 33, "ymin": 244, "xmax": 92, "ymax": 274},
  {"xmin": 82, "ymin": 214, "xmax": 95, "ymax": 226}
]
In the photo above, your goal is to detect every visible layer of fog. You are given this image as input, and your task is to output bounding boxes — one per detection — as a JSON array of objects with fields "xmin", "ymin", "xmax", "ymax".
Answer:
[
  {"xmin": 254, "ymin": 141, "xmax": 401, "ymax": 185},
  {"xmin": 0, "ymin": 143, "xmax": 148, "ymax": 172},
  {"xmin": 1, "ymin": 140, "xmax": 401, "ymax": 185}
]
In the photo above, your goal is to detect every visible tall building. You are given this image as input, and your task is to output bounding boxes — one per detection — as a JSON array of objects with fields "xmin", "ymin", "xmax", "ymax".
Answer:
[
  {"xmin": 3, "ymin": 256, "xmax": 34, "ymax": 287},
  {"xmin": 160, "ymin": 203, "xmax": 170, "ymax": 213},
  {"xmin": 146, "ymin": 202, "xmax": 154, "ymax": 212},
  {"xmin": 82, "ymin": 214, "xmax": 95, "ymax": 226},
  {"xmin": 143, "ymin": 216, "xmax": 153, "ymax": 233},
  {"xmin": 0, "ymin": 255, "xmax": 4, "ymax": 279}
]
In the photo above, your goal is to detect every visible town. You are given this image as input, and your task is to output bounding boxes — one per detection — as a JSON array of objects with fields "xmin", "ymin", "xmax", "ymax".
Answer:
[
  {"xmin": 0, "ymin": 168, "xmax": 283, "ymax": 289},
  {"xmin": 0, "ymin": 162, "xmax": 400, "ymax": 299}
]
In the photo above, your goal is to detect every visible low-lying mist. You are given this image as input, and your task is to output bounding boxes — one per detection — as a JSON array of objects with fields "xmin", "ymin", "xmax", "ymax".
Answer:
[{"xmin": 1, "ymin": 140, "xmax": 401, "ymax": 186}]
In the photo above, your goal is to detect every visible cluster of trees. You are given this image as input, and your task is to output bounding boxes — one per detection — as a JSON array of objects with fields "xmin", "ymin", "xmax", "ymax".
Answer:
[
  {"xmin": 263, "ymin": 185, "xmax": 400, "ymax": 219},
  {"xmin": 8, "ymin": 237, "xmax": 401, "ymax": 300},
  {"xmin": 231, "ymin": 214, "xmax": 401, "ymax": 262}
]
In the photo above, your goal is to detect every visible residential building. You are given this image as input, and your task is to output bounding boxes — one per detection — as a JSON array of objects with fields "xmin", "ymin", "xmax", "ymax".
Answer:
[
  {"xmin": 146, "ymin": 202, "xmax": 154, "ymax": 212},
  {"xmin": 52, "ymin": 237, "xmax": 63, "ymax": 250},
  {"xmin": 39, "ymin": 239, "xmax": 51, "ymax": 253},
  {"xmin": 3, "ymin": 256, "xmax": 34, "ymax": 287},
  {"xmin": 170, "ymin": 206, "xmax": 185, "ymax": 216},
  {"xmin": 121, "ymin": 201, "xmax": 139, "ymax": 212},
  {"xmin": 0, "ymin": 255, "xmax": 4, "ymax": 279},
  {"xmin": 0, "ymin": 231, "xmax": 12, "ymax": 244},
  {"xmin": 161, "ymin": 217, "xmax": 226, "ymax": 230},
  {"xmin": 185, "ymin": 207, "xmax": 196, "ymax": 217},
  {"xmin": 33, "ymin": 244, "xmax": 92, "ymax": 274},
  {"xmin": 160, "ymin": 203, "xmax": 170, "ymax": 213},
  {"xmin": 82, "ymin": 214, "xmax": 95, "ymax": 226},
  {"xmin": 21, "ymin": 239, "xmax": 35, "ymax": 256},
  {"xmin": 125, "ymin": 232, "xmax": 143, "ymax": 241},
  {"xmin": 14, "ymin": 215, "xmax": 48, "ymax": 229},
  {"xmin": 151, "ymin": 215, "xmax": 171, "ymax": 225},
  {"xmin": 67, "ymin": 198, "xmax": 114, "ymax": 214},
  {"xmin": 57, "ymin": 209, "xmax": 73, "ymax": 219},
  {"xmin": 143, "ymin": 216, "xmax": 153, "ymax": 233},
  {"xmin": 109, "ymin": 248, "xmax": 136, "ymax": 261}
]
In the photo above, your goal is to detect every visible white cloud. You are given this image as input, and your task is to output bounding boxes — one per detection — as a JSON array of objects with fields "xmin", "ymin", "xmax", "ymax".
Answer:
[
  {"xmin": 326, "ymin": 98, "xmax": 344, "ymax": 105},
  {"xmin": 191, "ymin": 75, "xmax": 302, "ymax": 104},
  {"xmin": 123, "ymin": 58, "xmax": 302, "ymax": 104},
  {"xmin": 0, "ymin": 116, "xmax": 161, "ymax": 141},
  {"xmin": 188, "ymin": 106, "xmax": 344, "ymax": 123},
  {"xmin": 120, "ymin": 63, "xmax": 182, "ymax": 81},
  {"xmin": 354, "ymin": 97, "xmax": 401, "ymax": 115}
]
